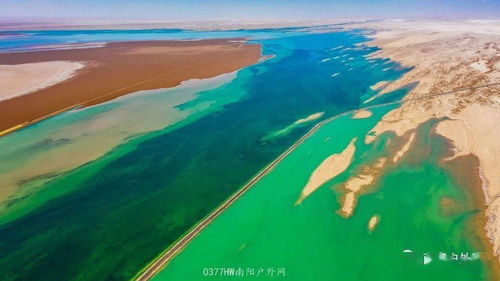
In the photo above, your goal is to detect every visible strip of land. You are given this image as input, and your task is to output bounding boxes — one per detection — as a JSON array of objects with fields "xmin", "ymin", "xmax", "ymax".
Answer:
[{"xmin": 0, "ymin": 39, "xmax": 261, "ymax": 134}]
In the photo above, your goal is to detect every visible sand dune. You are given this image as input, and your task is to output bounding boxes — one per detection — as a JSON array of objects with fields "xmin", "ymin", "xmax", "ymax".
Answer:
[{"xmin": 296, "ymin": 137, "xmax": 356, "ymax": 205}]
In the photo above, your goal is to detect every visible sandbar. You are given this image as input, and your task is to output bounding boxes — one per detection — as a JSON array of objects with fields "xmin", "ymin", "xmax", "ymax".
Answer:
[
  {"xmin": 262, "ymin": 112, "xmax": 324, "ymax": 141},
  {"xmin": 0, "ymin": 61, "xmax": 85, "ymax": 101},
  {"xmin": 338, "ymin": 157, "xmax": 386, "ymax": 217},
  {"xmin": 392, "ymin": 132, "xmax": 416, "ymax": 163},
  {"xmin": 352, "ymin": 109, "xmax": 372, "ymax": 119},
  {"xmin": 368, "ymin": 215, "xmax": 380, "ymax": 232},
  {"xmin": 364, "ymin": 81, "xmax": 392, "ymax": 103},
  {"xmin": 370, "ymin": 80, "xmax": 390, "ymax": 91},
  {"xmin": 295, "ymin": 112, "xmax": 324, "ymax": 125},
  {"xmin": 296, "ymin": 137, "xmax": 356, "ymax": 205}
]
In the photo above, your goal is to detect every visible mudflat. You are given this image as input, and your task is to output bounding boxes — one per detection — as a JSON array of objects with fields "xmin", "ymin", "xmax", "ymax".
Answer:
[{"xmin": 0, "ymin": 39, "xmax": 261, "ymax": 134}]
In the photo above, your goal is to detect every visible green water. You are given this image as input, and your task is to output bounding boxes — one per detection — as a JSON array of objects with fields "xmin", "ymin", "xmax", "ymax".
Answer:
[
  {"xmin": 153, "ymin": 106, "xmax": 488, "ymax": 281},
  {"xmin": 0, "ymin": 72, "xmax": 241, "ymax": 224},
  {"xmin": 0, "ymin": 29, "xmax": 487, "ymax": 281}
]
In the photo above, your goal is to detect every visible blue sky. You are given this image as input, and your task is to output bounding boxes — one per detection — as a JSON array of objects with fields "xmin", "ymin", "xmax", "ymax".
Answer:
[{"xmin": 1, "ymin": 0, "xmax": 500, "ymax": 21}]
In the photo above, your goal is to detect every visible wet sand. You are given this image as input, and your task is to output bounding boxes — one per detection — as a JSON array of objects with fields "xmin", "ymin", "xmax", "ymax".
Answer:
[{"xmin": 0, "ymin": 39, "xmax": 261, "ymax": 134}]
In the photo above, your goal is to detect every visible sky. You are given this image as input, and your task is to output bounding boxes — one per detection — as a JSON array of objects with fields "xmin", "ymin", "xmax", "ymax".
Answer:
[{"xmin": 1, "ymin": 0, "xmax": 500, "ymax": 22}]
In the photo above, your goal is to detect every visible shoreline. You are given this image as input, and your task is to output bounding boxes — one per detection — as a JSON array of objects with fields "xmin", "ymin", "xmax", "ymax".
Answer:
[
  {"xmin": 133, "ymin": 108, "xmax": 365, "ymax": 280},
  {"xmin": 349, "ymin": 19, "xmax": 500, "ymax": 270},
  {"xmin": 132, "ymin": 84, "xmax": 495, "ymax": 280},
  {"xmin": 296, "ymin": 137, "xmax": 356, "ymax": 205},
  {"xmin": 440, "ymin": 152, "xmax": 500, "ymax": 280},
  {"xmin": 133, "ymin": 106, "xmax": 337, "ymax": 281},
  {"xmin": 434, "ymin": 121, "xmax": 492, "ymax": 268},
  {"xmin": 0, "ymin": 39, "xmax": 262, "ymax": 135},
  {"xmin": 0, "ymin": 71, "xmax": 241, "ymax": 220}
]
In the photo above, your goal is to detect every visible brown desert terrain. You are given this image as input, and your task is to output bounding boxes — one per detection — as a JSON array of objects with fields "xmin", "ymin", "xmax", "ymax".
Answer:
[{"xmin": 0, "ymin": 39, "xmax": 261, "ymax": 135}]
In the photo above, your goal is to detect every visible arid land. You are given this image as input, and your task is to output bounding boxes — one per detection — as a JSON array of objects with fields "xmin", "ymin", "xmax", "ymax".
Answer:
[
  {"xmin": 348, "ymin": 19, "xmax": 500, "ymax": 265},
  {"xmin": 0, "ymin": 38, "xmax": 262, "ymax": 221},
  {"xmin": 0, "ymin": 39, "xmax": 261, "ymax": 135}
]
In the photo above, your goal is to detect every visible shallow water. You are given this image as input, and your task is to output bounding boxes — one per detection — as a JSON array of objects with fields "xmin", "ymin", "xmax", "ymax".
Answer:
[
  {"xmin": 154, "ymin": 109, "xmax": 488, "ymax": 281},
  {"xmin": 0, "ymin": 29, "xmax": 443, "ymax": 281},
  {"xmin": 0, "ymin": 72, "xmax": 239, "ymax": 223}
]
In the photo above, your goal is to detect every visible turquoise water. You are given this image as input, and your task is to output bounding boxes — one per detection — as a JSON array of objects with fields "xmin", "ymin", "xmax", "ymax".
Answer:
[
  {"xmin": 0, "ymin": 72, "xmax": 241, "ymax": 224},
  {"xmin": 153, "ymin": 110, "xmax": 487, "ymax": 281},
  {"xmin": 0, "ymin": 29, "xmax": 410, "ymax": 281}
]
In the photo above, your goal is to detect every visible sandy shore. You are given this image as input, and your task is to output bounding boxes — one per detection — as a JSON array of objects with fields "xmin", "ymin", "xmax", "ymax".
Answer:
[
  {"xmin": 296, "ymin": 137, "xmax": 357, "ymax": 205},
  {"xmin": 348, "ymin": 19, "xmax": 500, "ymax": 263},
  {"xmin": 0, "ymin": 39, "xmax": 261, "ymax": 134}
]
